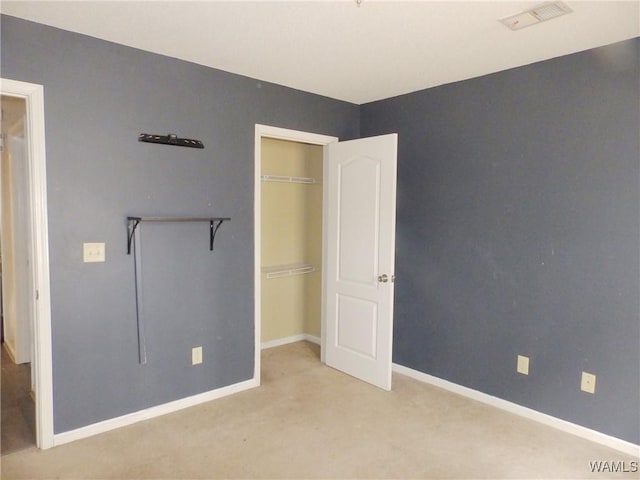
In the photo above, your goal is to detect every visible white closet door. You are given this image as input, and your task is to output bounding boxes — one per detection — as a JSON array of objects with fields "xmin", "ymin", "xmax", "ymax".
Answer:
[{"xmin": 323, "ymin": 134, "xmax": 397, "ymax": 390}]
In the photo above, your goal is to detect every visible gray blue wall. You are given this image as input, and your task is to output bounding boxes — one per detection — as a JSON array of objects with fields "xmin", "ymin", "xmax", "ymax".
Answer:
[
  {"xmin": 1, "ymin": 15, "xmax": 359, "ymax": 433},
  {"xmin": 361, "ymin": 38, "xmax": 639, "ymax": 444},
  {"xmin": 2, "ymin": 14, "xmax": 638, "ymax": 445}
]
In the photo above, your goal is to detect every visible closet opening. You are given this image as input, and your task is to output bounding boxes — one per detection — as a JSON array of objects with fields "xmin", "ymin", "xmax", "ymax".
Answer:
[
  {"xmin": 254, "ymin": 125, "xmax": 337, "ymax": 383},
  {"xmin": 260, "ymin": 137, "xmax": 323, "ymax": 350}
]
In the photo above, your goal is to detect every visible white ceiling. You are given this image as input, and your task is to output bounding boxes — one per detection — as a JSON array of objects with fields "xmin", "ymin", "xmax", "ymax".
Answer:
[{"xmin": 2, "ymin": 1, "xmax": 638, "ymax": 104}]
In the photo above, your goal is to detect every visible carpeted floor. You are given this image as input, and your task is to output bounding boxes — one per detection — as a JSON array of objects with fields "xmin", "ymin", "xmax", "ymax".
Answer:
[
  {"xmin": 1, "ymin": 341, "xmax": 637, "ymax": 479},
  {"xmin": 1, "ymin": 343, "xmax": 36, "ymax": 456}
]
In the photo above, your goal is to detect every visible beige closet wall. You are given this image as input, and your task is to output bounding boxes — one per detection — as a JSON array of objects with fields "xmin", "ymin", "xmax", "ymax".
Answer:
[
  {"xmin": 1, "ymin": 140, "xmax": 17, "ymax": 349},
  {"xmin": 261, "ymin": 138, "xmax": 322, "ymax": 342}
]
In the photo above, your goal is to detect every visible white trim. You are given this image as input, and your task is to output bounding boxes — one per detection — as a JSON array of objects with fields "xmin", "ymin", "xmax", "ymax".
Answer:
[
  {"xmin": 320, "ymin": 148, "xmax": 329, "ymax": 365},
  {"xmin": 261, "ymin": 333, "xmax": 321, "ymax": 350},
  {"xmin": 1, "ymin": 78, "xmax": 54, "ymax": 450},
  {"xmin": 392, "ymin": 363, "xmax": 640, "ymax": 457},
  {"xmin": 256, "ymin": 124, "xmax": 337, "ymax": 146},
  {"xmin": 304, "ymin": 334, "xmax": 321, "ymax": 345},
  {"xmin": 54, "ymin": 378, "xmax": 258, "ymax": 447},
  {"xmin": 3, "ymin": 340, "xmax": 19, "ymax": 364},
  {"xmin": 254, "ymin": 124, "xmax": 338, "ymax": 387}
]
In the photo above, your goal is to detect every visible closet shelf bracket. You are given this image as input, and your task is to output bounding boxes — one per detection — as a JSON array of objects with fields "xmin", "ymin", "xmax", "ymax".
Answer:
[{"xmin": 127, "ymin": 216, "xmax": 231, "ymax": 254}]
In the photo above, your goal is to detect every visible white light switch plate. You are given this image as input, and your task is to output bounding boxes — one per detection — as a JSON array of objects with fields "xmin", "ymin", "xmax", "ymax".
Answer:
[{"xmin": 83, "ymin": 242, "xmax": 105, "ymax": 263}]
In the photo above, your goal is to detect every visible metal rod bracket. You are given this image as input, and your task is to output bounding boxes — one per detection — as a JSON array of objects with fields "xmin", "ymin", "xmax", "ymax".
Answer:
[{"xmin": 126, "ymin": 216, "xmax": 231, "ymax": 254}]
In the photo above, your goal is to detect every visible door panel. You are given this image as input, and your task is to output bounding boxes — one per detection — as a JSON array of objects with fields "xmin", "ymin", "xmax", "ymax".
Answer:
[
  {"xmin": 337, "ymin": 294, "xmax": 377, "ymax": 358},
  {"xmin": 338, "ymin": 157, "xmax": 380, "ymax": 285},
  {"xmin": 324, "ymin": 134, "xmax": 397, "ymax": 390}
]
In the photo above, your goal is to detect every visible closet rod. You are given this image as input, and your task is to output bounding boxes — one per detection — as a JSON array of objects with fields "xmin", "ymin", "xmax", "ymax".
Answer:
[{"xmin": 127, "ymin": 216, "xmax": 231, "ymax": 254}]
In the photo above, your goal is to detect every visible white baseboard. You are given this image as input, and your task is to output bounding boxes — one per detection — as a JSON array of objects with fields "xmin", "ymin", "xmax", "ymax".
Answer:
[
  {"xmin": 54, "ymin": 378, "xmax": 259, "ymax": 447},
  {"xmin": 261, "ymin": 333, "xmax": 320, "ymax": 350},
  {"xmin": 392, "ymin": 363, "xmax": 639, "ymax": 458},
  {"xmin": 3, "ymin": 341, "xmax": 19, "ymax": 364},
  {"xmin": 304, "ymin": 334, "xmax": 321, "ymax": 345}
]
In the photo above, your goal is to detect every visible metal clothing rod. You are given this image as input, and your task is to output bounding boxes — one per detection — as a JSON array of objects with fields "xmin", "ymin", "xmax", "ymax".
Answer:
[{"xmin": 126, "ymin": 216, "xmax": 231, "ymax": 254}]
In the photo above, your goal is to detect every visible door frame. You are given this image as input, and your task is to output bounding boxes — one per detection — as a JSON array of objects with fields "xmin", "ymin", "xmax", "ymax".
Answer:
[
  {"xmin": 253, "ymin": 124, "xmax": 337, "ymax": 383},
  {"xmin": 1, "ymin": 78, "xmax": 54, "ymax": 449}
]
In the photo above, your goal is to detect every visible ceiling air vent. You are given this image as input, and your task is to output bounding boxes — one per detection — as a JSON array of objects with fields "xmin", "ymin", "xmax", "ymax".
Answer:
[{"xmin": 500, "ymin": 1, "xmax": 573, "ymax": 31}]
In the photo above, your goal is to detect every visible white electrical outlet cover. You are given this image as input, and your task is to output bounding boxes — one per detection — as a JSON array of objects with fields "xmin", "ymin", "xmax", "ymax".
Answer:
[
  {"xmin": 192, "ymin": 346, "xmax": 203, "ymax": 365},
  {"xmin": 517, "ymin": 355, "xmax": 530, "ymax": 375},
  {"xmin": 581, "ymin": 371, "xmax": 596, "ymax": 394}
]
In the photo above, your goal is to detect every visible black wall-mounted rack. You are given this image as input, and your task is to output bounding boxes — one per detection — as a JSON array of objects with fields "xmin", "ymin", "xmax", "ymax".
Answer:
[
  {"xmin": 138, "ymin": 133, "xmax": 204, "ymax": 149},
  {"xmin": 127, "ymin": 216, "xmax": 231, "ymax": 254}
]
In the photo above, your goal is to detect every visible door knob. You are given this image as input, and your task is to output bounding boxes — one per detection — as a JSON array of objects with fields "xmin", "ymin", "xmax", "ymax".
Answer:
[{"xmin": 378, "ymin": 274, "xmax": 388, "ymax": 283}]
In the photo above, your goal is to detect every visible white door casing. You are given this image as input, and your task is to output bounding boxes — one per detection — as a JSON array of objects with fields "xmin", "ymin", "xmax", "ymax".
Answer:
[
  {"xmin": 322, "ymin": 134, "xmax": 397, "ymax": 390},
  {"xmin": 0, "ymin": 78, "xmax": 54, "ymax": 449}
]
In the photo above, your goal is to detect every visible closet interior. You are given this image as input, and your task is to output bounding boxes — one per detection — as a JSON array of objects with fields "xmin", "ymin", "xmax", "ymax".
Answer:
[{"xmin": 260, "ymin": 137, "xmax": 323, "ymax": 346}]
